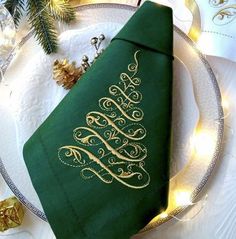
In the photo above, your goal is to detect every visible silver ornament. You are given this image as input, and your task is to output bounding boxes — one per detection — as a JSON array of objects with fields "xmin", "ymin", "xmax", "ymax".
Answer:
[{"xmin": 90, "ymin": 37, "xmax": 98, "ymax": 45}]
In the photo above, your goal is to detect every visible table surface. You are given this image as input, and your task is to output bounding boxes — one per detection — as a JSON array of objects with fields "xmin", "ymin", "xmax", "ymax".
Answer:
[{"xmin": 0, "ymin": 1, "xmax": 236, "ymax": 239}]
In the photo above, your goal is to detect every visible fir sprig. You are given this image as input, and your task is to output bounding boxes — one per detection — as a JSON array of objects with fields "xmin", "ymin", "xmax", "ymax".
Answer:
[
  {"xmin": 3, "ymin": 0, "xmax": 76, "ymax": 54},
  {"xmin": 27, "ymin": 0, "xmax": 58, "ymax": 54},
  {"xmin": 49, "ymin": 0, "xmax": 76, "ymax": 23},
  {"xmin": 4, "ymin": 0, "xmax": 25, "ymax": 26}
]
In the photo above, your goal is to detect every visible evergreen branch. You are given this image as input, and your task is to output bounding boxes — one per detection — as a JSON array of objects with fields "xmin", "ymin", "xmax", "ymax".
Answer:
[
  {"xmin": 48, "ymin": 0, "xmax": 76, "ymax": 23},
  {"xmin": 4, "ymin": 0, "xmax": 25, "ymax": 26},
  {"xmin": 27, "ymin": 0, "xmax": 58, "ymax": 54}
]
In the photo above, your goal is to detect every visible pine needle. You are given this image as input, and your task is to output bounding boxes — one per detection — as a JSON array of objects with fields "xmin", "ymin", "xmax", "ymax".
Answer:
[
  {"xmin": 27, "ymin": 0, "xmax": 58, "ymax": 54},
  {"xmin": 4, "ymin": 0, "xmax": 25, "ymax": 26},
  {"xmin": 4, "ymin": 0, "xmax": 76, "ymax": 54},
  {"xmin": 48, "ymin": 0, "xmax": 76, "ymax": 23}
]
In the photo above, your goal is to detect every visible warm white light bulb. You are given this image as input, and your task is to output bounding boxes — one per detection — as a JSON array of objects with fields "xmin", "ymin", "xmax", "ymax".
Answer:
[
  {"xmin": 222, "ymin": 97, "xmax": 229, "ymax": 110},
  {"xmin": 191, "ymin": 129, "xmax": 216, "ymax": 158},
  {"xmin": 159, "ymin": 212, "xmax": 168, "ymax": 219},
  {"xmin": 175, "ymin": 191, "xmax": 192, "ymax": 207}
]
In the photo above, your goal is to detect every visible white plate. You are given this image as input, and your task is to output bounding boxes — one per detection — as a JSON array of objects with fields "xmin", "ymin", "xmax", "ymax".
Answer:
[{"xmin": 0, "ymin": 3, "xmax": 223, "ymax": 232}]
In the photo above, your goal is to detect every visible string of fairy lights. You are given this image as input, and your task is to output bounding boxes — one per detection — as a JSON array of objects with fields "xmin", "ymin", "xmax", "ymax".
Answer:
[{"xmin": 157, "ymin": 94, "xmax": 230, "ymax": 222}]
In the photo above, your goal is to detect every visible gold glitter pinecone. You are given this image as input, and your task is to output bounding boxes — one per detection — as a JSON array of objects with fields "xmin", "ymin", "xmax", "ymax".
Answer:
[{"xmin": 53, "ymin": 59, "xmax": 84, "ymax": 90}]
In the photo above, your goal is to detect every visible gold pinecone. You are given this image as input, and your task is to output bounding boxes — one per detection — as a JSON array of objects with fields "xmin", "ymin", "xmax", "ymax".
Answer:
[{"xmin": 53, "ymin": 59, "xmax": 84, "ymax": 90}]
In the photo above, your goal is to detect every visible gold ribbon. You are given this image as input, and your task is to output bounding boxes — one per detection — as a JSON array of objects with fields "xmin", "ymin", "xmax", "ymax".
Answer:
[{"xmin": 185, "ymin": 0, "xmax": 202, "ymax": 42}]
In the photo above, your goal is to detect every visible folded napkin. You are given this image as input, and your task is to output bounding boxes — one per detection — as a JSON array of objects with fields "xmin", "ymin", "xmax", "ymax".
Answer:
[{"xmin": 23, "ymin": 2, "xmax": 173, "ymax": 238}]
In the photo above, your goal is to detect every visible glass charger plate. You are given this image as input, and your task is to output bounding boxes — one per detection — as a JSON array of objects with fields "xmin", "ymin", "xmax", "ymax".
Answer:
[{"xmin": 0, "ymin": 3, "xmax": 223, "ymax": 234}]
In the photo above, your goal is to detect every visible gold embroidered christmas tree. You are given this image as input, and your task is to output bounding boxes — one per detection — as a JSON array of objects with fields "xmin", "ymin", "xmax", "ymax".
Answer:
[{"xmin": 58, "ymin": 50, "xmax": 150, "ymax": 189}]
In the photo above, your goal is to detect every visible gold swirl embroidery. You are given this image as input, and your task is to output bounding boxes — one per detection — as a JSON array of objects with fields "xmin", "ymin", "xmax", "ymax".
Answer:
[
  {"xmin": 209, "ymin": 0, "xmax": 229, "ymax": 7},
  {"xmin": 58, "ymin": 50, "xmax": 150, "ymax": 189},
  {"xmin": 86, "ymin": 111, "xmax": 146, "ymax": 140},
  {"xmin": 99, "ymin": 97, "xmax": 144, "ymax": 121},
  {"xmin": 73, "ymin": 127, "xmax": 146, "ymax": 162},
  {"xmin": 212, "ymin": 4, "xmax": 236, "ymax": 25},
  {"xmin": 109, "ymin": 85, "xmax": 142, "ymax": 104}
]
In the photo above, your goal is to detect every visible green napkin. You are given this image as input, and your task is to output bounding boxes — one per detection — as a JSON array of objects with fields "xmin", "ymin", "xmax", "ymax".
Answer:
[{"xmin": 23, "ymin": 2, "xmax": 173, "ymax": 238}]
